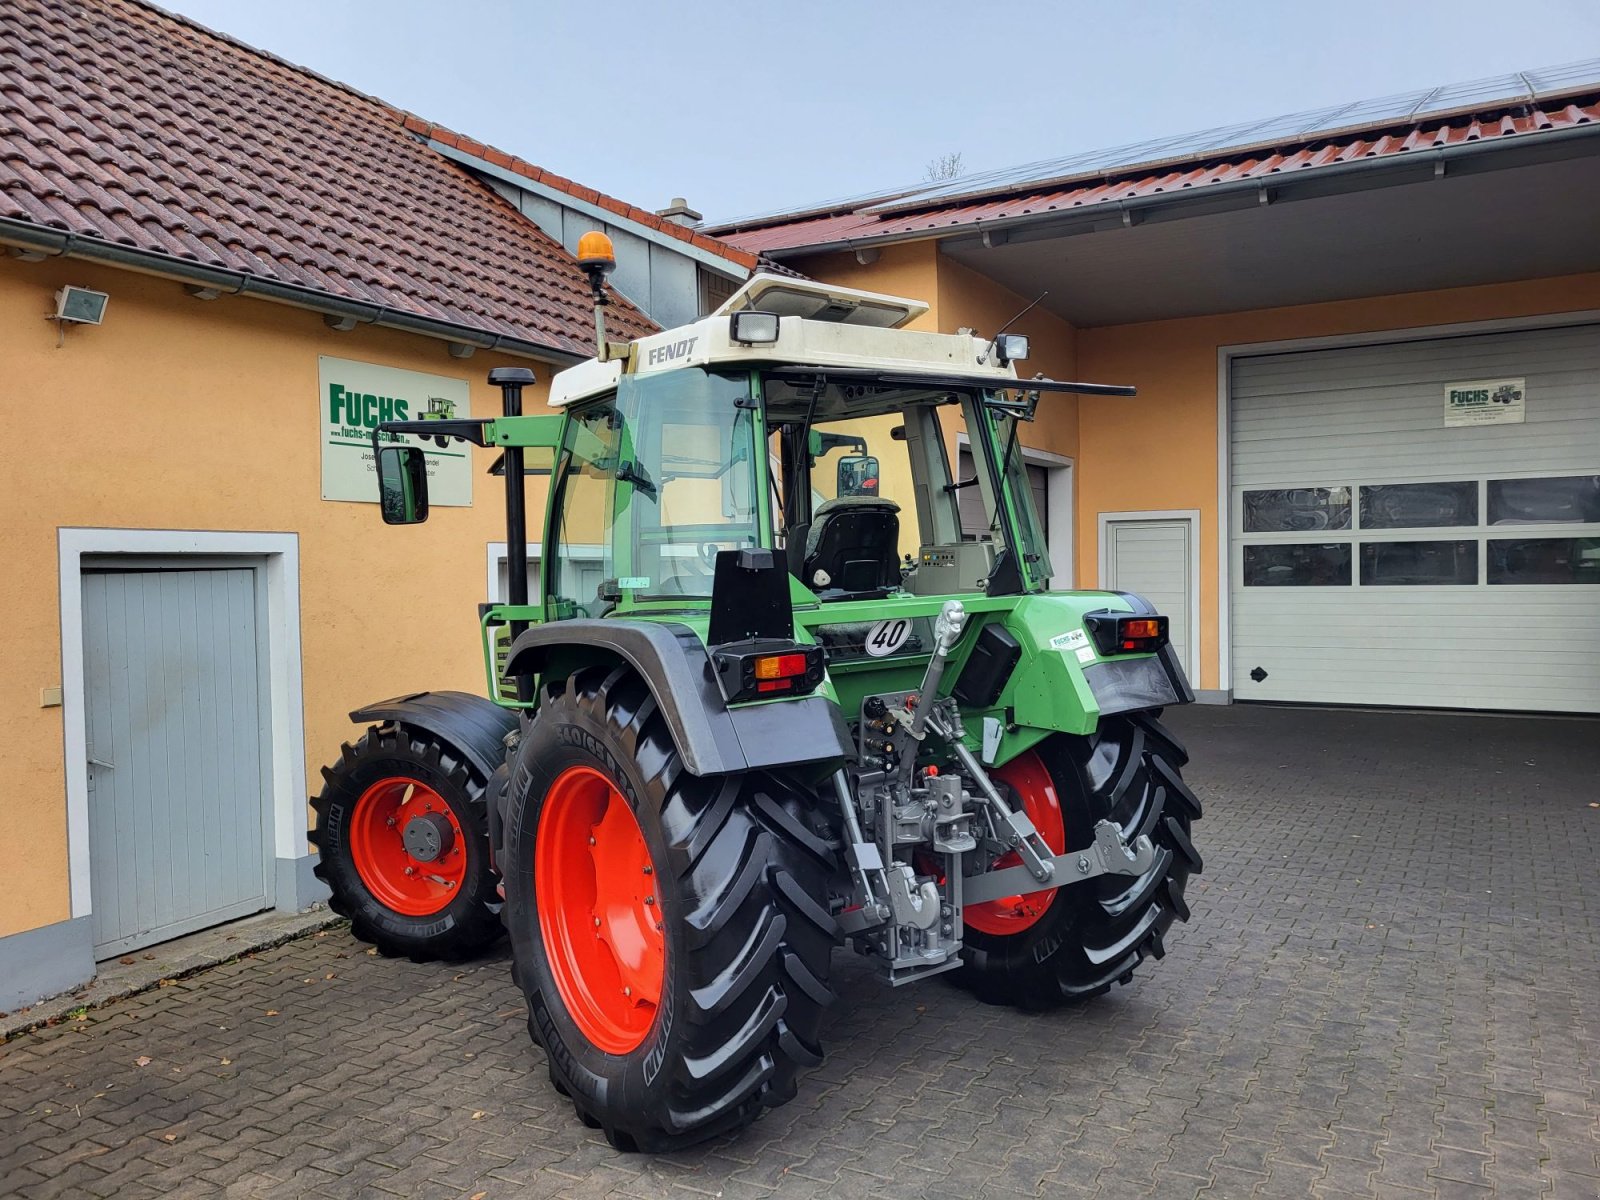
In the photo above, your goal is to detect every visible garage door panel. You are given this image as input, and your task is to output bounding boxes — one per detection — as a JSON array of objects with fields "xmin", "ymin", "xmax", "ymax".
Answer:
[{"xmin": 1230, "ymin": 323, "xmax": 1600, "ymax": 713}]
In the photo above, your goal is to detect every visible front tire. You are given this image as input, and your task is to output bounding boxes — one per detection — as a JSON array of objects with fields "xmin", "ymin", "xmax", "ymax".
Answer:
[
  {"xmin": 503, "ymin": 666, "xmax": 838, "ymax": 1152},
  {"xmin": 310, "ymin": 724, "xmax": 504, "ymax": 961},
  {"xmin": 957, "ymin": 710, "xmax": 1202, "ymax": 1007}
]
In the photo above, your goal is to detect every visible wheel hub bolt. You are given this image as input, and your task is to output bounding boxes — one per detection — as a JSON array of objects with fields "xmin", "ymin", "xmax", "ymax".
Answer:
[
  {"xmin": 401, "ymin": 812, "xmax": 456, "ymax": 863},
  {"xmin": 593, "ymin": 917, "xmax": 601, "ymax": 928},
  {"xmin": 588, "ymin": 836, "xmax": 596, "ymax": 846},
  {"xmin": 642, "ymin": 866, "xmax": 652, "ymax": 875},
  {"xmin": 623, "ymin": 987, "xmax": 631, "ymax": 998},
  {"xmin": 1076, "ymin": 856, "xmax": 1091, "ymax": 874},
  {"xmin": 644, "ymin": 896, "xmax": 655, "ymax": 906}
]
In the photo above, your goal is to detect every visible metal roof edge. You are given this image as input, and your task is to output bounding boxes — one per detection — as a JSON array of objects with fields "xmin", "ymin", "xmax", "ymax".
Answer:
[
  {"xmin": 0, "ymin": 216, "xmax": 585, "ymax": 364},
  {"xmin": 757, "ymin": 120, "xmax": 1600, "ymax": 260}
]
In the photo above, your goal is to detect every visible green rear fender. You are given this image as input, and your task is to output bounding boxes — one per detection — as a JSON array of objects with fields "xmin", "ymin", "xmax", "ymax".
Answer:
[{"xmin": 980, "ymin": 592, "xmax": 1147, "ymax": 761}]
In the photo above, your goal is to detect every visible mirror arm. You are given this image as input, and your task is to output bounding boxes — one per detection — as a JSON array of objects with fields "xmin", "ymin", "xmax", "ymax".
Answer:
[{"xmin": 376, "ymin": 418, "xmax": 492, "ymax": 445}]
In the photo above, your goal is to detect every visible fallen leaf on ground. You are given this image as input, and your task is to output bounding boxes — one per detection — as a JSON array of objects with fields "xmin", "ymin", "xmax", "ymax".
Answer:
[
  {"xmin": 162, "ymin": 1133, "xmax": 178, "ymax": 1142},
  {"xmin": 118, "ymin": 957, "xmax": 135, "ymax": 965},
  {"xmin": 135, "ymin": 1056, "xmax": 152, "ymax": 1067},
  {"xmin": 471, "ymin": 1110, "xmax": 486, "ymax": 1120},
  {"xmin": 324, "ymin": 973, "xmax": 335, "ymax": 980},
  {"xmin": 366, "ymin": 947, "xmax": 378, "ymax": 956},
  {"xmin": 219, "ymin": 1058, "xmax": 232, "ymax": 1066},
  {"xmin": 264, "ymin": 1010, "xmax": 280, "ymax": 1017},
  {"xmin": 470, "ymin": 1193, "xmax": 487, "ymax": 1200}
]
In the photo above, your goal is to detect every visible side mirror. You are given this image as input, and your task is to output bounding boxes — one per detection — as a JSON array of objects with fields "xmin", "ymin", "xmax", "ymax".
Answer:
[
  {"xmin": 837, "ymin": 455, "xmax": 880, "ymax": 497},
  {"xmin": 377, "ymin": 445, "xmax": 430, "ymax": 524}
]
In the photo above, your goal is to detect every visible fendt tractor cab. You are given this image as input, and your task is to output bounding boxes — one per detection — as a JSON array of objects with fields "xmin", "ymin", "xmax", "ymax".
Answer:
[{"xmin": 312, "ymin": 233, "xmax": 1203, "ymax": 1151}]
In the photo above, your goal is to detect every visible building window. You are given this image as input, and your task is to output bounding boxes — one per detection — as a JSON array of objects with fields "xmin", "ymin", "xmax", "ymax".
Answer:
[
  {"xmin": 1243, "ymin": 543, "xmax": 1351, "ymax": 586},
  {"xmin": 1488, "ymin": 537, "xmax": 1600, "ymax": 585},
  {"xmin": 1242, "ymin": 487, "xmax": 1350, "ymax": 533},
  {"xmin": 698, "ymin": 268, "xmax": 740, "ymax": 316},
  {"xmin": 1359, "ymin": 481, "xmax": 1477, "ymax": 529},
  {"xmin": 1487, "ymin": 476, "xmax": 1600, "ymax": 525},
  {"xmin": 1359, "ymin": 540, "xmax": 1478, "ymax": 585}
]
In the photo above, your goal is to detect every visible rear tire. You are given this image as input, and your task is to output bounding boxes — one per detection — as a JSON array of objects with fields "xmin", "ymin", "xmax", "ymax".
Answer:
[
  {"xmin": 957, "ymin": 711, "xmax": 1201, "ymax": 1007},
  {"xmin": 310, "ymin": 724, "xmax": 504, "ymax": 961},
  {"xmin": 503, "ymin": 666, "xmax": 838, "ymax": 1152}
]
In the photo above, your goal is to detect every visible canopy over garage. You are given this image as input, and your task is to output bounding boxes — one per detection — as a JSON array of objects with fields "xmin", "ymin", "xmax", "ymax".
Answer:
[{"xmin": 715, "ymin": 60, "xmax": 1600, "ymax": 714}]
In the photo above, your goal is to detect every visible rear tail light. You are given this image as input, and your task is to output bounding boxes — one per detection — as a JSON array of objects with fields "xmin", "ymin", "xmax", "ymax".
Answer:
[
  {"xmin": 712, "ymin": 641, "xmax": 826, "ymax": 702},
  {"xmin": 1083, "ymin": 612, "xmax": 1169, "ymax": 657}
]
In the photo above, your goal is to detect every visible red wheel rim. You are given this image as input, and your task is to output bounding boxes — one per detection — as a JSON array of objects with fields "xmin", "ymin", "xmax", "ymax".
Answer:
[
  {"xmin": 965, "ymin": 750, "xmax": 1067, "ymax": 936},
  {"xmin": 535, "ymin": 766, "xmax": 666, "ymax": 1054},
  {"xmin": 348, "ymin": 776, "xmax": 469, "ymax": 917}
]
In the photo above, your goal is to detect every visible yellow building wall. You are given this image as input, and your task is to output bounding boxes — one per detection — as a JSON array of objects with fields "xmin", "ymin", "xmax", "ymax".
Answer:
[
  {"xmin": 1077, "ymin": 271, "xmax": 1600, "ymax": 690},
  {"xmin": 1, "ymin": 256, "xmax": 558, "ymax": 939}
]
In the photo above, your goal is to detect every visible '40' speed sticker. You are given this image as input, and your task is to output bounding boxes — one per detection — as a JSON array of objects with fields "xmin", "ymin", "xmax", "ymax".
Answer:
[{"xmin": 864, "ymin": 617, "xmax": 913, "ymax": 657}]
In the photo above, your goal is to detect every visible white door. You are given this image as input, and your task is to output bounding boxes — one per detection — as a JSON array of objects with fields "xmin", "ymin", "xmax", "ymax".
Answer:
[
  {"xmin": 82, "ymin": 567, "xmax": 272, "ymax": 956},
  {"xmin": 1102, "ymin": 516, "xmax": 1196, "ymax": 682},
  {"xmin": 1230, "ymin": 323, "xmax": 1600, "ymax": 712}
]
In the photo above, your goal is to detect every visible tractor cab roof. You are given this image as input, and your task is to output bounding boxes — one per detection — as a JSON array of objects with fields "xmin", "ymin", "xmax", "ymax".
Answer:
[{"xmin": 546, "ymin": 275, "xmax": 1026, "ymax": 409}]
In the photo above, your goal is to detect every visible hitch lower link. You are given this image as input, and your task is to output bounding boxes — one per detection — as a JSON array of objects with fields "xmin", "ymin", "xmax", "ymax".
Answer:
[{"xmin": 960, "ymin": 819, "xmax": 1157, "ymax": 907}]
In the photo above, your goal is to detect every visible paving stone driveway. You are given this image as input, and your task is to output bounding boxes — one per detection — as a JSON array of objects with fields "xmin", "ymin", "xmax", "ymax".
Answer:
[{"xmin": 3, "ymin": 705, "xmax": 1598, "ymax": 1200}]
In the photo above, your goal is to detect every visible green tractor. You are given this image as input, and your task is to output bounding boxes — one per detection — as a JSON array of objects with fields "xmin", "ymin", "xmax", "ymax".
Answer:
[{"xmin": 312, "ymin": 236, "xmax": 1202, "ymax": 1151}]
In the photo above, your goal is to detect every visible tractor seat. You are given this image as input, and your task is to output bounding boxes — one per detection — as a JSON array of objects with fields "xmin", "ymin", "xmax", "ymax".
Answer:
[{"xmin": 802, "ymin": 497, "xmax": 901, "ymax": 597}]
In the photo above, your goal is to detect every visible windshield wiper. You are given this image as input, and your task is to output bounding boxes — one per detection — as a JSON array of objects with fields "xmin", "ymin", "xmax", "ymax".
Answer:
[{"xmin": 616, "ymin": 460, "xmax": 657, "ymax": 497}]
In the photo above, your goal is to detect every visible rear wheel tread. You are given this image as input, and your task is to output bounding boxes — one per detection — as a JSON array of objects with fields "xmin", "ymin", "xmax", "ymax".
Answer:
[
  {"xmin": 956, "ymin": 713, "xmax": 1199, "ymax": 1008},
  {"xmin": 505, "ymin": 670, "xmax": 838, "ymax": 1153}
]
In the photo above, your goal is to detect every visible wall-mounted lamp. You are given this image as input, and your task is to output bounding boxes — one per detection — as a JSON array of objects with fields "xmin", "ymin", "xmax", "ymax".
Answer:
[{"xmin": 47, "ymin": 285, "xmax": 110, "ymax": 347}]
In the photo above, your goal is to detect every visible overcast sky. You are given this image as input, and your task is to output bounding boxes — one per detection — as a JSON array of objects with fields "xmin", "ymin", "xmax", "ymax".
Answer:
[{"xmin": 168, "ymin": 0, "xmax": 1600, "ymax": 225}]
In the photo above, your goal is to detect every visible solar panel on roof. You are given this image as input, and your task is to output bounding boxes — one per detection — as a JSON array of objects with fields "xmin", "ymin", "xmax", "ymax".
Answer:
[{"xmin": 713, "ymin": 55, "xmax": 1600, "ymax": 230}]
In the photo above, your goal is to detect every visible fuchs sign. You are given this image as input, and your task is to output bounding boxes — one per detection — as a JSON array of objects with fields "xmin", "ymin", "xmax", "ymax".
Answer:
[
  {"xmin": 320, "ymin": 357, "xmax": 472, "ymax": 505},
  {"xmin": 1444, "ymin": 377, "xmax": 1525, "ymax": 427}
]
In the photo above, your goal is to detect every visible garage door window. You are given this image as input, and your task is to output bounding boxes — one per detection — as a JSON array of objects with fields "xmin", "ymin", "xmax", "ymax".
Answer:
[
  {"xmin": 1487, "ymin": 476, "xmax": 1600, "ymax": 525},
  {"xmin": 1243, "ymin": 543, "xmax": 1351, "ymax": 586},
  {"xmin": 1488, "ymin": 537, "xmax": 1600, "ymax": 585},
  {"xmin": 1359, "ymin": 482, "xmax": 1477, "ymax": 529},
  {"xmin": 1359, "ymin": 540, "xmax": 1478, "ymax": 585},
  {"xmin": 1243, "ymin": 488, "xmax": 1350, "ymax": 532}
]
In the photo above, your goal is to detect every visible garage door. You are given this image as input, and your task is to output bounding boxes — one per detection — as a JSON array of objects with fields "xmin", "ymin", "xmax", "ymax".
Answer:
[
  {"xmin": 1230, "ymin": 323, "xmax": 1600, "ymax": 712},
  {"xmin": 82, "ymin": 567, "xmax": 273, "ymax": 956}
]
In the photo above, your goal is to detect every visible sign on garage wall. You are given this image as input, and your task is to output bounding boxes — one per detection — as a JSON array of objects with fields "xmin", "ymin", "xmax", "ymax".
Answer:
[
  {"xmin": 320, "ymin": 356, "xmax": 472, "ymax": 505},
  {"xmin": 1444, "ymin": 377, "xmax": 1525, "ymax": 427}
]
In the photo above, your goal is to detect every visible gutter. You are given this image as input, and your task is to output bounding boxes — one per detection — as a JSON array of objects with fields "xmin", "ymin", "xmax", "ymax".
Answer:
[
  {"xmin": 0, "ymin": 216, "xmax": 587, "ymax": 366},
  {"xmin": 756, "ymin": 122, "xmax": 1600, "ymax": 260}
]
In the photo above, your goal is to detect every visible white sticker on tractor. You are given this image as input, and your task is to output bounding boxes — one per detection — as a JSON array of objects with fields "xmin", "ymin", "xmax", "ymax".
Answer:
[
  {"xmin": 618, "ymin": 576, "xmax": 650, "ymax": 589},
  {"xmin": 864, "ymin": 617, "xmax": 913, "ymax": 657},
  {"xmin": 1075, "ymin": 645, "xmax": 1096, "ymax": 664},
  {"xmin": 1050, "ymin": 629, "xmax": 1090, "ymax": 652}
]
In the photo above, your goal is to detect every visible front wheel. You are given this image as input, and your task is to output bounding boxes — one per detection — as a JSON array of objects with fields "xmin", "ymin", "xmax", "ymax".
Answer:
[
  {"xmin": 310, "ymin": 724, "xmax": 504, "ymax": 961},
  {"xmin": 503, "ymin": 666, "xmax": 839, "ymax": 1152},
  {"xmin": 957, "ymin": 711, "xmax": 1202, "ymax": 1007}
]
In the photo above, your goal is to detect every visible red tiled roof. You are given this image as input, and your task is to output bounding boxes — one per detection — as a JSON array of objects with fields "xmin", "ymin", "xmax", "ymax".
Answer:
[
  {"xmin": 0, "ymin": 0, "xmax": 671, "ymax": 358},
  {"xmin": 403, "ymin": 115, "xmax": 759, "ymax": 272},
  {"xmin": 718, "ymin": 94, "xmax": 1600, "ymax": 256}
]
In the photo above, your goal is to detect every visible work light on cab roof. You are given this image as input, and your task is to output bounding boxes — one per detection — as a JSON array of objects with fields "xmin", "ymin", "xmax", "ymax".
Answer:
[{"xmin": 314, "ymin": 243, "xmax": 1208, "ymax": 1156}]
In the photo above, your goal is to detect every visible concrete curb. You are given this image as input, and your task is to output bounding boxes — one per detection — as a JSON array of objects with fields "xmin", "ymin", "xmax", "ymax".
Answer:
[{"xmin": 0, "ymin": 908, "xmax": 346, "ymax": 1043}]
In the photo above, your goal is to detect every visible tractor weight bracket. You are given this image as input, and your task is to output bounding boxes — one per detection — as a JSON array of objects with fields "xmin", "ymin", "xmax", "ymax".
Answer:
[{"xmin": 962, "ymin": 820, "xmax": 1157, "ymax": 907}]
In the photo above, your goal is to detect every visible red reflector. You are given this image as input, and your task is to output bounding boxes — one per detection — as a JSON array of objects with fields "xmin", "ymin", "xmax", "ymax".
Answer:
[
  {"xmin": 756, "ymin": 678, "xmax": 797, "ymax": 694},
  {"xmin": 754, "ymin": 652, "xmax": 808, "ymax": 680}
]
